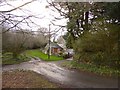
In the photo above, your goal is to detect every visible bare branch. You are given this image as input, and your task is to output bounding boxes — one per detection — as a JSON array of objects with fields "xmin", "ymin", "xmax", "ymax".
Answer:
[
  {"xmin": 2, "ymin": 16, "xmax": 32, "ymax": 33},
  {"xmin": 47, "ymin": 0, "xmax": 68, "ymax": 17},
  {"xmin": 0, "ymin": 0, "xmax": 36, "ymax": 13},
  {"xmin": 50, "ymin": 21, "xmax": 66, "ymax": 27}
]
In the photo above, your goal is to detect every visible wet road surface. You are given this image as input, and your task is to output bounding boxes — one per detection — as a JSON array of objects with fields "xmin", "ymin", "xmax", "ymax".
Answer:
[{"xmin": 2, "ymin": 59, "xmax": 118, "ymax": 88}]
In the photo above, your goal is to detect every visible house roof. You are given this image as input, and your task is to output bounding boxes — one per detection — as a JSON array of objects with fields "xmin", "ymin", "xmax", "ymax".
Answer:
[
  {"xmin": 50, "ymin": 42, "xmax": 63, "ymax": 49},
  {"xmin": 57, "ymin": 36, "xmax": 66, "ymax": 44}
]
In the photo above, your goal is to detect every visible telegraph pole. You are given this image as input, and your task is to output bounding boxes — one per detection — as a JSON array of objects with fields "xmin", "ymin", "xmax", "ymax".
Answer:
[{"xmin": 48, "ymin": 24, "xmax": 51, "ymax": 59}]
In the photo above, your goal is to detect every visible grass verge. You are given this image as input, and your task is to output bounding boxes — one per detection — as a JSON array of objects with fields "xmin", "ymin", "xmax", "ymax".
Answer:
[
  {"xmin": 2, "ymin": 53, "xmax": 30, "ymax": 65},
  {"xmin": 2, "ymin": 70, "xmax": 59, "ymax": 88},
  {"xmin": 61, "ymin": 61, "xmax": 120, "ymax": 77},
  {"xmin": 26, "ymin": 49, "xmax": 63, "ymax": 61}
]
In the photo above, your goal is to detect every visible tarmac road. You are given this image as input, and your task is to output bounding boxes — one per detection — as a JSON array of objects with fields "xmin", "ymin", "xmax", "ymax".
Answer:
[{"xmin": 2, "ymin": 58, "xmax": 118, "ymax": 88}]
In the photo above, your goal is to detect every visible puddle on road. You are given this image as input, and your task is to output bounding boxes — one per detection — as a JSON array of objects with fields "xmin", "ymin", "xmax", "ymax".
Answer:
[{"xmin": 29, "ymin": 62, "xmax": 70, "ymax": 83}]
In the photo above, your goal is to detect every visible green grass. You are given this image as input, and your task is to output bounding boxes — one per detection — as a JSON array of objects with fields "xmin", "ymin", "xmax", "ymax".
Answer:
[
  {"xmin": 2, "ymin": 53, "xmax": 30, "ymax": 65},
  {"xmin": 26, "ymin": 49, "xmax": 63, "ymax": 61},
  {"xmin": 61, "ymin": 60, "xmax": 120, "ymax": 77}
]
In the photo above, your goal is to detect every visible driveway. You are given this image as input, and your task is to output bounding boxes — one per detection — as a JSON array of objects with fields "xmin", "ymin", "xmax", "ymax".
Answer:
[{"xmin": 2, "ymin": 58, "xmax": 118, "ymax": 88}]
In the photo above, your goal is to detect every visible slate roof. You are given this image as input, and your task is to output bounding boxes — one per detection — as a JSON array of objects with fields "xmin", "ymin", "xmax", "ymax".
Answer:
[{"xmin": 50, "ymin": 42, "xmax": 63, "ymax": 49}]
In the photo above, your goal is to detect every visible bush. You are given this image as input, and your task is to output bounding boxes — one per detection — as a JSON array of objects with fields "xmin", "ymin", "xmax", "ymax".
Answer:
[
  {"xmin": 2, "ymin": 28, "xmax": 47, "ymax": 59},
  {"xmin": 91, "ymin": 52, "xmax": 106, "ymax": 67},
  {"xmin": 73, "ymin": 25, "xmax": 119, "ymax": 70}
]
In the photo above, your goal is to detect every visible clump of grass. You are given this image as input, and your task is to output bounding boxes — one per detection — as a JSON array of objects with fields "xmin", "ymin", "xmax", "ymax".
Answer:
[
  {"xmin": 62, "ymin": 60, "xmax": 120, "ymax": 77},
  {"xmin": 2, "ymin": 52, "xmax": 30, "ymax": 65}
]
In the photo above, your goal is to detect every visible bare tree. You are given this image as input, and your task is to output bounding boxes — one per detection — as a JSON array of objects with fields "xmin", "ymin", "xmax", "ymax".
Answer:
[
  {"xmin": 2, "ymin": 27, "xmax": 48, "ymax": 59},
  {"xmin": 0, "ymin": 0, "xmax": 43, "ymax": 33}
]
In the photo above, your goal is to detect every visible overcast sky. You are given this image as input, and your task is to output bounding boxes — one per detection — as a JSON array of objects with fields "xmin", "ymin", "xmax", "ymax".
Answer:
[{"xmin": 0, "ymin": 0, "xmax": 68, "ymax": 38}]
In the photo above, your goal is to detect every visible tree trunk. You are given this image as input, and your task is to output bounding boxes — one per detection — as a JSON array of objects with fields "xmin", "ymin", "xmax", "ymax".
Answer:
[{"xmin": 85, "ymin": 11, "xmax": 89, "ymax": 31}]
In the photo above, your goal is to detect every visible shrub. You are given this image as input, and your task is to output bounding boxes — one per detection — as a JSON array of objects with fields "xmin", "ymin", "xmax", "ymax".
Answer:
[{"xmin": 73, "ymin": 25, "xmax": 119, "ymax": 70}]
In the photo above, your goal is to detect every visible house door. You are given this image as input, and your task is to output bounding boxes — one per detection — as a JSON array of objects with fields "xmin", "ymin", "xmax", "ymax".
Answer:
[{"xmin": 53, "ymin": 48, "xmax": 58, "ymax": 54}]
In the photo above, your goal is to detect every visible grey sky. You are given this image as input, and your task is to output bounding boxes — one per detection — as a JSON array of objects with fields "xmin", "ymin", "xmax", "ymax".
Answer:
[{"xmin": 0, "ymin": 0, "xmax": 68, "ymax": 38}]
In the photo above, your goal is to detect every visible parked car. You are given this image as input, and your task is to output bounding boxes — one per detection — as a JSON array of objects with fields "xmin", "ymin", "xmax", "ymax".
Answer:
[{"xmin": 63, "ymin": 49, "xmax": 74, "ymax": 59}]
